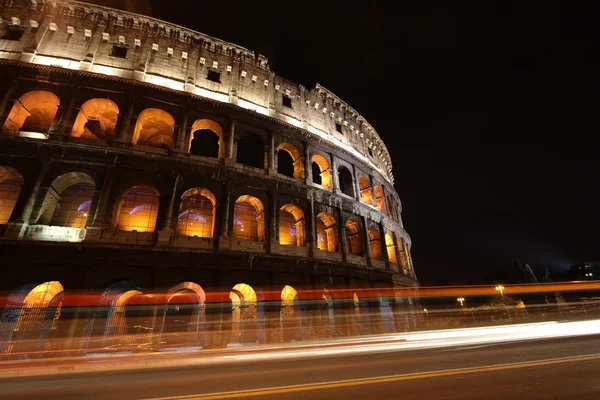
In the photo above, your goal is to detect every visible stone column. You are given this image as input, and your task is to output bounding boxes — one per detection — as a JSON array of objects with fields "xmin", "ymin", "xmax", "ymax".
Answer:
[
  {"xmin": 84, "ymin": 165, "xmax": 115, "ymax": 241},
  {"xmin": 157, "ymin": 173, "xmax": 182, "ymax": 245},
  {"xmin": 378, "ymin": 222, "xmax": 390, "ymax": 267},
  {"xmin": 352, "ymin": 165, "xmax": 362, "ymax": 202},
  {"xmin": 85, "ymin": 189, "xmax": 102, "ymax": 227},
  {"xmin": 224, "ymin": 119, "xmax": 236, "ymax": 166},
  {"xmin": 336, "ymin": 207, "xmax": 348, "ymax": 263},
  {"xmin": 330, "ymin": 156, "xmax": 339, "ymax": 194},
  {"xmin": 176, "ymin": 106, "xmax": 190, "ymax": 152},
  {"xmin": 49, "ymin": 90, "xmax": 77, "ymax": 140},
  {"xmin": 304, "ymin": 143, "xmax": 312, "ymax": 185},
  {"xmin": 307, "ymin": 191, "xmax": 316, "ymax": 256},
  {"xmin": 362, "ymin": 216, "xmax": 373, "ymax": 267},
  {"xmin": 369, "ymin": 174, "xmax": 378, "ymax": 208},
  {"xmin": 118, "ymin": 96, "xmax": 136, "ymax": 144},
  {"xmin": 218, "ymin": 182, "xmax": 231, "ymax": 238},
  {"xmin": 267, "ymin": 130, "xmax": 276, "ymax": 175},
  {"xmin": 268, "ymin": 191, "xmax": 277, "ymax": 250}
]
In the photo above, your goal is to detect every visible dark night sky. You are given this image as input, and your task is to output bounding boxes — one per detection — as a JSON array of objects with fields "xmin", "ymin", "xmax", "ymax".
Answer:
[{"xmin": 126, "ymin": 1, "xmax": 599, "ymax": 284}]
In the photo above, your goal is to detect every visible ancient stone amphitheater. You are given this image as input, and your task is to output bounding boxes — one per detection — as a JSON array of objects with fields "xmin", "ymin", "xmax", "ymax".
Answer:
[{"xmin": 0, "ymin": 0, "xmax": 419, "ymax": 350}]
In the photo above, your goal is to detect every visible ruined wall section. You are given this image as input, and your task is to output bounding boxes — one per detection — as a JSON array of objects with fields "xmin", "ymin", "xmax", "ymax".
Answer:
[{"xmin": 0, "ymin": 0, "xmax": 394, "ymax": 182}]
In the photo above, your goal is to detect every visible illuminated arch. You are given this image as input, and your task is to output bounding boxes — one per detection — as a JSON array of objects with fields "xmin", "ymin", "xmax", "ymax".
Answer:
[
  {"xmin": 167, "ymin": 281, "xmax": 206, "ymax": 305},
  {"xmin": 132, "ymin": 108, "xmax": 175, "ymax": 149},
  {"xmin": 374, "ymin": 186, "xmax": 386, "ymax": 212},
  {"xmin": 0, "ymin": 166, "xmax": 24, "ymax": 224},
  {"xmin": 337, "ymin": 165, "xmax": 354, "ymax": 197},
  {"xmin": 40, "ymin": 172, "xmax": 95, "ymax": 227},
  {"xmin": 0, "ymin": 281, "xmax": 64, "ymax": 353},
  {"xmin": 163, "ymin": 282, "xmax": 206, "ymax": 342},
  {"xmin": 105, "ymin": 289, "xmax": 143, "ymax": 337},
  {"xmin": 189, "ymin": 119, "xmax": 223, "ymax": 158},
  {"xmin": 316, "ymin": 212, "xmax": 338, "ymax": 252},
  {"xmin": 71, "ymin": 98, "xmax": 120, "ymax": 139},
  {"xmin": 345, "ymin": 219, "xmax": 364, "ymax": 256},
  {"xmin": 279, "ymin": 204, "xmax": 305, "ymax": 246},
  {"xmin": 3, "ymin": 90, "xmax": 60, "ymax": 133},
  {"xmin": 358, "ymin": 176, "xmax": 373, "ymax": 205},
  {"xmin": 233, "ymin": 195, "xmax": 264, "ymax": 241},
  {"xmin": 230, "ymin": 283, "xmax": 257, "ymax": 308},
  {"xmin": 368, "ymin": 226, "xmax": 383, "ymax": 260},
  {"xmin": 177, "ymin": 188, "xmax": 216, "ymax": 238},
  {"xmin": 115, "ymin": 185, "xmax": 160, "ymax": 232},
  {"xmin": 311, "ymin": 154, "xmax": 331, "ymax": 188},
  {"xmin": 385, "ymin": 233, "xmax": 398, "ymax": 264},
  {"xmin": 277, "ymin": 143, "xmax": 303, "ymax": 179},
  {"xmin": 281, "ymin": 285, "xmax": 298, "ymax": 307}
]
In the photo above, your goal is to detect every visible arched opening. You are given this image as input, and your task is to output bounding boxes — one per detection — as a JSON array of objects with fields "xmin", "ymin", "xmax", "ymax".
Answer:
[
  {"xmin": 236, "ymin": 132, "xmax": 264, "ymax": 168},
  {"xmin": 277, "ymin": 143, "xmax": 302, "ymax": 179},
  {"xmin": 132, "ymin": 108, "xmax": 175, "ymax": 149},
  {"xmin": 115, "ymin": 185, "xmax": 160, "ymax": 232},
  {"xmin": 177, "ymin": 188, "xmax": 216, "ymax": 238},
  {"xmin": 189, "ymin": 119, "xmax": 222, "ymax": 158},
  {"xmin": 0, "ymin": 281, "xmax": 64, "ymax": 355},
  {"xmin": 374, "ymin": 186, "xmax": 386, "ymax": 212},
  {"xmin": 385, "ymin": 233, "xmax": 398, "ymax": 264},
  {"xmin": 162, "ymin": 282, "xmax": 206, "ymax": 348},
  {"xmin": 337, "ymin": 166, "xmax": 354, "ymax": 197},
  {"xmin": 311, "ymin": 155, "xmax": 331, "ymax": 188},
  {"xmin": 35, "ymin": 172, "xmax": 95, "ymax": 227},
  {"xmin": 281, "ymin": 285, "xmax": 298, "ymax": 307},
  {"xmin": 70, "ymin": 98, "xmax": 119, "ymax": 140},
  {"xmin": 358, "ymin": 176, "xmax": 373, "ymax": 205},
  {"xmin": 0, "ymin": 166, "xmax": 24, "ymax": 224},
  {"xmin": 368, "ymin": 226, "xmax": 383, "ymax": 260},
  {"xmin": 104, "ymin": 289, "xmax": 143, "ymax": 338},
  {"xmin": 345, "ymin": 219, "xmax": 364, "ymax": 256},
  {"xmin": 279, "ymin": 204, "xmax": 305, "ymax": 246},
  {"xmin": 3, "ymin": 90, "xmax": 60, "ymax": 133},
  {"xmin": 229, "ymin": 283, "xmax": 257, "ymax": 345},
  {"xmin": 316, "ymin": 212, "xmax": 338, "ymax": 252},
  {"xmin": 233, "ymin": 195, "xmax": 264, "ymax": 241}
]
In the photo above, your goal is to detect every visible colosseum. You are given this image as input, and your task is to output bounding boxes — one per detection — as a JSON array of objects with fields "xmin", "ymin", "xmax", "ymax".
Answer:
[{"xmin": 0, "ymin": 1, "xmax": 419, "ymax": 351}]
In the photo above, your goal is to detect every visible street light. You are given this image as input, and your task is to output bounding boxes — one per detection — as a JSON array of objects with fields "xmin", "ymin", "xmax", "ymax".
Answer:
[
  {"xmin": 495, "ymin": 285, "xmax": 505, "ymax": 297},
  {"xmin": 457, "ymin": 297, "xmax": 465, "ymax": 307}
]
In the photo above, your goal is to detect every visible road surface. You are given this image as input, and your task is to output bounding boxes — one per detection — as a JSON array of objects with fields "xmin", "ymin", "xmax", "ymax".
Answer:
[{"xmin": 1, "ymin": 334, "xmax": 600, "ymax": 399}]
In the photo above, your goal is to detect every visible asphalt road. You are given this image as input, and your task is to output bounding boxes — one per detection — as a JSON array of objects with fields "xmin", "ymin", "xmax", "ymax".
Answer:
[{"xmin": 1, "ymin": 334, "xmax": 600, "ymax": 400}]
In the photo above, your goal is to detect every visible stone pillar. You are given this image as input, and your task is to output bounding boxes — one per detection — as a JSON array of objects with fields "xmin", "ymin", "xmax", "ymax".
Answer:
[
  {"xmin": 268, "ymin": 191, "xmax": 277, "ymax": 250},
  {"xmin": 304, "ymin": 143, "xmax": 312, "ymax": 185},
  {"xmin": 0, "ymin": 79, "xmax": 18, "ymax": 126},
  {"xmin": 49, "ymin": 91, "xmax": 78, "ymax": 140},
  {"xmin": 118, "ymin": 96, "xmax": 136, "ymax": 144},
  {"xmin": 218, "ymin": 182, "xmax": 231, "ymax": 238},
  {"xmin": 176, "ymin": 107, "xmax": 189, "ymax": 152},
  {"xmin": 157, "ymin": 173, "xmax": 182, "ymax": 245},
  {"xmin": 85, "ymin": 189, "xmax": 102, "ymax": 227},
  {"xmin": 91, "ymin": 166, "xmax": 114, "ymax": 228},
  {"xmin": 4, "ymin": 160, "xmax": 51, "ymax": 239},
  {"xmin": 378, "ymin": 222, "xmax": 390, "ymax": 267},
  {"xmin": 369, "ymin": 174, "xmax": 377, "ymax": 208},
  {"xmin": 337, "ymin": 207, "xmax": 348, "ymax": 263},
  {"xmin": 268, "ymin": 130, "xmax": 276, "ymax": 175},
  {"xmin": 352, "ymin": 165, "xmax": 362, "ymax": 202},
  {"xmin": 307, "ymin": 191, "xmax": 316, "ymax": 256},
  {"xmin": 330, "ymin": 156, "xmax": 339, "ymax": 194},
  {"xmin": 224, "ymin": 119, "xmax": 236, "ymax": 166},
  {"xmin": 362, "ymin": 216, "xmax": 373, "ymax": 267}
]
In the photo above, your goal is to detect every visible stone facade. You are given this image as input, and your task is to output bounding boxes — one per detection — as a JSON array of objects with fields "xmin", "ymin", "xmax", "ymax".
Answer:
[{"xmin": 0, "ymin": 0, "xmax": 418, "ymax": 299}]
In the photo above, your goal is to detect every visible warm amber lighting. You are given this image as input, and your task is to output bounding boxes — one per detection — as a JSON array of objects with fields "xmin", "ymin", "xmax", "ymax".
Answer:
[
  {"xmin": 345, "ymin": 219, "xmax": 364, "ymax": 256},
  {"xmin": 279, "ymin": 204, "xmax": 305, "ymax": 246},
  {"xmin": 71, "ymin": 98, "xmax": 119, "ymax": 139},
  {"xmin": 316, "ymin": 212, "xmax": 338, "ymax": 252},
  {"xmin": 230, "ymin": 283, "xmax": 257, "ymax": 308},
  {"xmin": 50, "ymin": 182, "xmax": 94, "ymax": 228},
  {"xmin": 311, "ymin": 154, "xmax": 331, "ymax": 188},
  {"xmin": 385, "ymin": 233, "xmax": 398, "ymax": 264},
  {"xmin": 457, "ymin": 297, "xmax": 465, "ymax": 307},
  {"xmin": 277, "ymin": 143, "xmax": 303, "ymax": 179},
  {"xmin": 358, "ymin": 176, "xmax": 373, "ymax": 205},
  {"xmin": 368, "ymin": 226, "xmax": 383, "ymax": 260},
  {"xmin": 233, "ymin": 195, "xmax": 264, "ymax": 241},
  {"xmin": 3, "ymin": 90, "xmax": 60, "ymax": 133},
  {"xmin": 496, "ymin": 285, "xmax": 505, "ymax": 297},
  {"xmin": 115, "ymin": 185, "xmax": 160, "ymax": 232},
  {"xmin": 177, "ymin": 188, "xmax": 216, "ymax": 238},
  {"xmin": 374, "ymin": 186, "xmax": 386, "ymax": 212},
  {"xmin": 0, "ymin": 166, "xmax": 24, "ymax": 224},
  {"xmin": 132, "ymin": 108, "xmax": 175, "ymax": 149},
  {"xmin": 189, "ymin": 119, "xmax": 223, "ymax": 157},
  {"xmin": 281, "ymin": 285, "xmax": 298, "ymax": 307}
]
